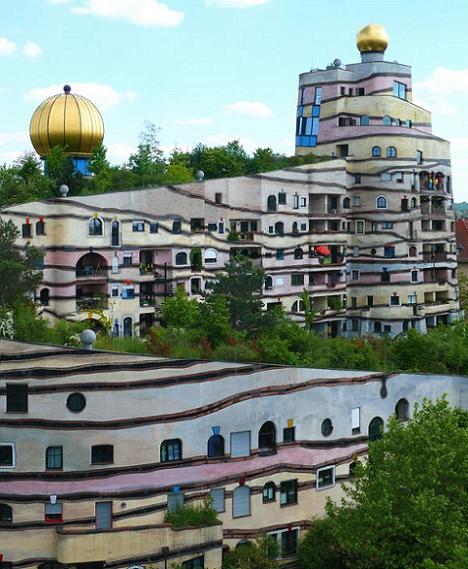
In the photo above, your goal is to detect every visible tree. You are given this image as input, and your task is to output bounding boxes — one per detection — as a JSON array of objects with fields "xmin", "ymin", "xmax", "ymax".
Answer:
[
  {"xmin": 223, "ymin": 536, "xmax": 280, "ymax": 569},
  {"xmin": 198, "ymin": 294, "xmax": 234, "ymax": 346},
  {"xmin": 299, "ymin": 399, "xmax": 468, "ymax": 569},
  {"xmin": 211, "ymin": 257, "xmax": 265, "ymax": 333},
  {"xmin": 0, "ymin": 153, "xmax": 54, "ymax": 207},
  {"xmin": 300, "ymin": 289, "xmax": 316, "ymax": 331},
  {"xmin": 161, "ymin": 286, "xmax": 200, "ymax": 329},
  {"xmin": 0, "ymin": 220, "xmax": 43, "ymax": 307},
  {"xmin": 45, "ymin": 145, "xmax": 85, "ymax": 194},
  {"xmin": 457, "ymin": 273, "xmax": 468, "ymax": 316},
  {"xmin": 128, "ymin": 121, "xmax": 165, "ymax": 186},
  {"xmin": 87, "ymin": 143, "xmax": 112, "ymax": 193}
]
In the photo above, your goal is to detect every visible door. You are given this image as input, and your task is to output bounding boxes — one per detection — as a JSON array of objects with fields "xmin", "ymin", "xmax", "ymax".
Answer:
[{"xmin": 95, "ymin": 501, "xmax": 112, "ymax": 530}]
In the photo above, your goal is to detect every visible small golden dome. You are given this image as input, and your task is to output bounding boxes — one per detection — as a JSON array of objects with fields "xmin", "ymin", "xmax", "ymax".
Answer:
[
  {"xmin": 356, "ymin": 24, "xmax": 389, "ymax": 53},
  {"xmin": 29, "ymin": 85, "xmax": 104, "ymax": 157}
]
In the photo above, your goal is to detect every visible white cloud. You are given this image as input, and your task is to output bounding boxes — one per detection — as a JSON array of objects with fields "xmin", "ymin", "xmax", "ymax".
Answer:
[
  {"xmin": 0, "ymin": 131, "xmax": 29, "ymax": 147},
  {"xmin": 175, "ymin": 117, "xmax": 213, "ymax": 126},
  {"xmin": 205, "ymin": 0, "xmax": 271, "ymax": 7},
  {"xmin": 23, "ymin": 41, "xmax": 43, "ymax": 58},
  {"xmin": 0, "ymin": 37, "xmax": 17, "ymax": 56},
  {"xmin": 24, "ymin": 82, "xmax": 136, "ymax": 112},
  {"xmin": 106, "ymin": 142, "xmax": 136, "ymax": 164},
  {"xmin": 415, "ymin": 68, "xmax": 468, "ymax": 96},
  {"xmin": 71, "ymin": 0, "xmax": 183, "ymax": 27},
  {"xmin": 224, "ymin": 101, "xmax": 272, "ymax": 118}
]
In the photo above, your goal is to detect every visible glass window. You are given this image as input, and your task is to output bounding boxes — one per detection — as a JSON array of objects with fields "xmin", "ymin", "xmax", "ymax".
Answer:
[
  {"xmin": 278, "ymin": 192, "xmax": 286, "ymax": 205},
  {"xmin": 21, "ymin": 223, "xmax": 32, "ymax": 238},
  {"xmin": 317, "ymin": 466, "xmax": 335, "ymax": 489},
  {"xmin": 150, "ymin": 222, "xmax": 159, "ymax": 233},
  {"xmin": 182, "ymin": 556, "xmax": 204, "ymax": 569},
  {"xmin": 390, "ymin": 295, "xmax": 400, "ymax": 306},
  {"xmin": 384, "ymin": 246, "xmax": 395, "ymax": 258},
  {"xmin": 368, "ymin": 417, "xmax": 384, "ymax": 441},
  {"xmin": 0, "ymin": 503, "xmax": 13, "ymax": 522},
  {"xmin": 88, "ymin": 218, "xmax": 103, "ymax": 236},
  {"xmin": 46, "ymin": 447, "xmax": 63, "ymax": 470},
  {"xmin": 175, "ymin": 251, "xmax": 188, "ymax": 265},
  {"xmin": 276, "ymin": 249, "xmax": 284, "ymax": 260},
  {"xmin": 393, "ymin": 81, "xmax": 407, "ymax": 100},
  {"xmin": 376, "ymin": 196, "xmax": 388, "ymax": 209},
  {"xmin": 258, "ymin": 421, "xmax": 276, "ymax": 451},
  {"xmin": 207, "ymin": 434, "xmax": 224, "ymax": 458},
  {"xmin": 356, "ymin": 220, "xmax": 365, "ymax": 234},
  {"xmin": 280, "ymin": 480, "xmax": 297, "ymax": 505},
  {"xmin": 132, "ymin": 220, "xmax": 145, "ymax": 232},
  {"xmin": 44, "ymin": 502, "xmax": 63, "ymax": 523},
  {"xmin": 161, "ymin": 439, "xmax": 182, "ymax": 462},
  {"xmin": 281, "ymin": 529, "xmax": 299, "ymax": 557},
  {"xmin": 291, "ymin": 274, "xmax": 304, "ymax": 286},
  {"xmin": 267, "ymin": 195, "xmax": 277, "ymax": 212},
  {"xmin": 408, "ymin": 293, "xmax": 417, "ymax": 304},
  {"xmin": 411, "ymin": 270, "xmax": 418, "ymax": 283},
  {"xmin": 210, "ymin": 488, "xmax": 225, "ymax": 513},
  {"xmin": 232, "ymin": 485, "xmax": 251, "ymax": 517},
  {"xmin": 314, "ymin": 86, "xmax": 322, "ymax": 104},
  {"xmin": 36, "ymin": 220, "xmax": 46, "ymax": 235},
  {"xmin": 321, "ymin": 418, "xmax": 333, "ymax": 437},
  {"xmin": 353, "ymin": 196, "xmax": 361, "ymax": 207},
  {"xmin": 351, "ymin": 407, "xmax": 360, "ymax": 434},
  {"xmin": 215, "ymin": 192, "xmax": 222, "ymax": 204},
  {"xmin": 66, "ymin": 392, "xmax": 86, "ymax": 413},
  {"xmin": 395, "ymin": 398, "xmax": 410, "ymax": 421},
  {"xmin": 0, "ymin": 443, "xmax": 15, "ymax": 468},
  {"xmin": 382, "ymin": 221, "xmax": 394, "ymax": 229},
  {"xmin": 416, "ymin": 150, "xmax": 423, "ymax": 165},
  {"xmin": 360, "ymin": 115, "xmax": 369, "ymax": 126},
  {"xmin": 6, "ymin": 384, "xmax": 28, "ymax": 413},
  {"xmin": 283, "ymin": 427, "xmax": 295, "ymax": 442},
  {"xmin": 382, "ymin": 115, "xmax": 392, "ymax": 126},
  {"xmin": 372, "ymin": 146, "xmax": 382, "ymax": 157},
  {"xmin": 172, "ymin": 220, "xmax": 182, "ymax": 234},
  {"xmin": 386, "ymin": 146, "xmax": 397, "ymax": 158},
  {"xmin": 91, "ymin": 445, "xmax": 114, "ymax": 464},
  {"xmin": 262, "ymin": 482, "xmax": 276, "ymax": 503}
]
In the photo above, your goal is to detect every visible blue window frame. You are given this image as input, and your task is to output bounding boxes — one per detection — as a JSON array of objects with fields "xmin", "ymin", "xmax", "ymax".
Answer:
[
  {"xmin": 312, "ymin": 105, "xmax": 320, "ymax": 117},
  {"xmin": 393, "ymin": 81, "xmax": 407, "ymax": 100},
  {"xmin": 314, "ymin": 86, "xmax": 322, "ymax": 104}
]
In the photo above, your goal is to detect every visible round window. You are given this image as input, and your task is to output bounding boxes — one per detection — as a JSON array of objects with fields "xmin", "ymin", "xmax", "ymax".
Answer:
[
  {"xmin": 321, "ymin": 418, "xmax": 333, "ymax": 437},
  {"xmin": 370, "ymin": 248, "xmax": 376, "ymax": 255},
  {"xmin": 67, "ymin": 392, "xmax": 86, "ymax": 413}
]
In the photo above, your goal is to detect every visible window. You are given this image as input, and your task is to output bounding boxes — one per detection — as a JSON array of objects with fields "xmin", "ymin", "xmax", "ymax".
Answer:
[
  {"xmin": 22, "ymin": 223, "xmax": 32, "ymax": 238},
  {"xmin": 381, "ymin": 172, "xmax": 392, "ymax": 182},
  {"xmin": 280, "ymin": 480, "xmax": 297, "ymax": 505},
  {"xmin": 39, "ymin": 288, "xmax": 50, "ymax": 306},
  {"xmin": 111, "ymin": 285, "xmax": 119, "ymax": 298},
  {"xmin": 218, "ymin": 221, "xmax": 224, "ymax": 234},
  {"xmin": 150, "ymin": 222, "xmax": 159, "ymax": 233},
  {"xmin": 372, "ymin": 146, "xmax": 382, "ymax": 157},
  {"xmin": 275, "ymin": 276, "xmax": 284, "ymax": 287},
  {"xmin": 315, "ymin": 86, "xmax": 322, "ymax": 104},
  {"xmin": 390, "ymin": 295, "xmax": 400, "ymax": 306},
  {"xmin": 381, "ymin": 268, "xmax": 390, "ymax": 282},
  {"xmin": 233, "ymin": 485, "xmax": 251, "ymax": 518},
  {"xmin": 230, "ymin": 431, "xmax": 251, "ymax": 458},
  {"xmin": 300, "ymin": 197, "xmax": 307, "ymax": 207},
  {"xmin": 264, "ymin": 276, "xmax": 273, "ymax": 291},
  {"xmin": 293, "ymin": 194, "xmax": 299, "ymax": 209},
  {"xmin": 376, "ymin": 196, "xmax": 388, "ymax": 209},
  {"xmin": 160, "ymin": 439, "xmax": 182, "ymax": 462},
  {"xmin": 386, "ymin": 146, "xmax": 397, "ymax": 158},
  {"xmin": 360, "ymin": 115, "xmax": 369, "ymax": 126},
  {"xmin": 46, "ymin": 446, "xmax": 63, "ymax": 470},
  {"xmin": 66, "ymin": 392, "xmax": 86, "ymax": 413},
  {"xmin": 267, "ymin": 195, "xmax": 277, "ymax": 212},
  {"xmin": 207, "ymin": 434, "xmax": 225, "ymax": 458},
  {"xmin": 91, "ymin": 445, "xmax": 114, "ymax": 464},
  {"xmin": 132, "ymin": 220, "xmax": 145, "ymax": 232},
  {"xmin": 88, "ymin": 217, "xmax": 103, "ymax": 236},
  {"xmin": 352, "ymin": 270, "xmax": 359, "ymax": 280},
  {"xmin": 172, "ymin": 220, "xmax": 182, "ymax": 234},
  {"xmin": 291, "ymin": 274, "xmax": 304, "ymax": 286},
  {"xmin": 382, "ymin": 115, "xmax": 392, "ymax": 126},
  {"xmin": 351, "ymin": 319, "xmax": 359, "ymax": 332},
  {"xmin": 175, "ymin": 251, "xmax": 188, "ymax": 265},
  {"xmin": 293, "ymin": 247, "xmax": 303, "ymax": 260},
  {"xmin": 6, "ymin": 384, "xmax": 28, "ymax": 413},
  {"xmin": 353, "ymin": 196, "xmax": 361, "ymax": 207},
  {"xmin": 44, "ymin": 503, "xmax": 62, "ymax": 523},
  {"xmin": 416, "ymin": 150, "xmax": 423, "ymax": 165},
  {"xmin": 340, "ymin": 86, "xmax": 346, "ymax": 95},
  {"xmin": 215, "ymin": 192, "xmax": 222, "ymax": 204},
  {"xmin": 276, "ymin": 249, "xmax": 284, "ymax": 260},
  {"xmin": 95, "ymin": 501, "xmax": 112, "ymax": 530},
  {"xmin": 343, "ymin": 197, "xmax": 351, "ymax": 208},
  {"xmin": 281, "ymin": 529, "xmax": 299, "ymax": 557},
  {"xmin": 0, "ymin": 503, "xmax": 12, "ymax": 522},
  {"xmin": 355, "ymin": 220, "xmax": 365, "ymax": 234},
  {"xmin": 384, "ymin": 246, "xmax": 395, "ymax": 258},
  {"xmin": 367, "ymin": 295, "xmax": 374, "ymax": 307},
  {"xmin": 0, "ymin": 443, "xmax": 15, "ymax": 468},
  {"xmin": 258, "ymin": 421, "xmax": 276, "ymax": 452},
  {"xmin": 408, "ymin": 293, "xmax": 417, "ymax": 305},
  {"xmin": 182, "ymin": 556, "xmax": 204, "ymax": 569},
  {"xmin": 374, "ymin": 321, "xmax": 382, "ymax": 334},
  {"xmin": 210, "ymin": 488, "xmax": 225, "ymax": 513},
  {"xmin": 394, "ymin": 172, "xmax": 404, "ymax": 183},
  {"xmin": 371, "ymin": 222, "xmax": 379, "ymax": 232},
  {"xmin": 301, "ymin": 222, "xmax": 307, "ymax": 231},
  {"xmin": 382, "ymin": 221, "xmax": 394, "ymax": 229},
  {"xmin": 395, "ymin": 398, "xmax": 410, "ymax": 421},
  {"xmin": 351, "ymin": 297, "xmax": 357, "ymax": 309},
  {"xmin": 321, "ymin": 418, "xmax": 333, "ymax": 437},
  {"xmin": 276, "ymin": 191, "xmax": 286, "ymax": 205},
  {"xmin": 411, "ymin": 270, "xmax": 418, "ymax": 283},
  {"xmin": 283, "ymin": 426, "xmax": 295, "ymax": 442},
  {"xmin": 384, "ymin": 324, "xmax": 392, "ymax": 334},
  {"xmin": 393, "ymin": 81, "xmax": 407, "ymax": 100},
  {"xmin": 204, "ymin": 249, "xmax": 217, "ymax": 264},
  {"xmin": 317, "ymin": 466, "xmax": 335, "ymax": 490},
  {"xmin": 262, "ymin": 482, "xmax": 276, "ymax": 503},
  {"xmin": 354, "ymin": 174, "xmax": 361, "ymax": 184},
  {"xmin": 121, "ymin": 286, "xmax": 135, "ymax": 300},
  {"xmin": 368, "ymin": 417, "xmax": 384, "ymax": 441},
  {"xmin": 351, "ymin": 407, "xmax": 360, "ymax": 434},
  {"xmin": 275, "ymin": 221, "xmax": 284, "ymax": 235},
  {"xmin": 292, "ymin": 222, "xmax": 299, "ymax": 234},
  {"xmin": 36, "ymin": 220, "xmax": 45, "ymax": 235}
]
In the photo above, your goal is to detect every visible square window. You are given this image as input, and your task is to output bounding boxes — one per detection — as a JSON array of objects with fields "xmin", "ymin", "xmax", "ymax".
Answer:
[
  {"xmin": 300, "ymin": 223, "xmax": 307, "ymax": 231},
  {"xmin": 149, "ymin": 222, "xmax": 159, "ymax": 234},
  {"xmin": 132, "ymin": 220, "xmax": 145, "ymax": 232},
  {"xmin": 44, "ymin": 503, "xmax": 63, "ymax": 523},
  {"xmin": 351, "ymin": 319, "xmax": 359, "ymax": 332},
  {"xmin": 384, "ymin": 246, "xmax": 395, "ymax": 258},
  {"xmin": 268, "ymin": 226, "xmax": 274, "ymax": 234},
  {"xmin": 354, "ymin": 174, "xmax": 361, "ymax": 184},
  {"xmin": 390, "ymin": 295, "xmax": 400, "ymax": 306},
  {"xmin": 382, "ymin": 222, "xmax": 394, "ymax": 229},
  {"xmin": 0, "ymin": 443, "xmax": 15, "ymax": 468},
  {"xmin": 293, "ymin": 195, "xmax": 299, "ymax": 209},
  {"xmin": 276, "ymin": 249, "xmax": 284, "ymax": 260},
  {"xmin": 215, "ymin": 193, "xmax": 222, "ymax": 204},
  {"xmin": 281, "ymin": 529, "xmax": 299, "ymax": 557},
  {"xmin": 22, "ymin": 224, "xmax": 32, "ymax": 238},
  {"xmin": 300, "ymin": 197, "xmax": 307, "ymax": 207},
  {"xmin": 384, "ymin": 324, "xmax": 392, "ymax": 333},
  {"xmin": 411, "ymin": 270, "xmax": 418, "ymax": 283},
  {"xmin": 291, "ymin": 274, "xmax": 304, "ymax": 286},
  {"xmin": 123, "ymin": 254, "xmax": 132, "ymax": 267},
  {"xmin": 316, "ymin": 466, "xmax": 335, "ymax": 490},
  {"xmin": 210, "ymin": 488, "xmax": 225, "ymax": 513},
  {"xmin": 353, "ymin": 196, "xmax": 361, "ymax": 207},
  {"xmin": 408, "ymin": 293, "xmax": 417, "ymax": 304},
  {"xmin": 91, "ymin": 445, "xmax": 114, "ymax": 464},
  {"xmin": 207, "ymin": 223, "xmax": 217, "ymax": 232},
  {"xmin": 46, "ymin": 447, "xmax": 63, "ymax": 470},
  {"xmin": 280, "ymin": 480, "xmax": 298, "ymax": 505},
  {"xmin": 283, "ymin": 427, "xmax": 295, "ymax": 443},
  {"xmin": 111, "ymin": 285, "xmax": 119, "ymax": 297},
  {"xmin": 6, "ymin": 384, "xmax": 28, "ymax": 413}
]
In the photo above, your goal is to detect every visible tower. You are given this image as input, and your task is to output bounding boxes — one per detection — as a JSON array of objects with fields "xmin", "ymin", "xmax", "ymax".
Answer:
[{"xmin": 29, "ymin": 85, "xmax": 104, "ymax": 176}]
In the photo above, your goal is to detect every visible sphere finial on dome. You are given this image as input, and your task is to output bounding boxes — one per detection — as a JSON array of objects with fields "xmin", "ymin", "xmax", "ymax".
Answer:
[
  {"xmin": 356, "ymin": 23, "xmax": 389, "ymax": 54},
  {"xmin": 63, "ymin": 84, "xmax": 71, "ymax": 94}
]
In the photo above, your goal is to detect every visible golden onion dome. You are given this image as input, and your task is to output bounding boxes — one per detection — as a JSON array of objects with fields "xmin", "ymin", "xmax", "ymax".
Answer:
[
  {"xmin": 356, "ymin": 24, "xmax": 389, "ymax": 53},
  {"xmin": 29, "ymin": 85, "xmax": 104, "ymax": 157}
]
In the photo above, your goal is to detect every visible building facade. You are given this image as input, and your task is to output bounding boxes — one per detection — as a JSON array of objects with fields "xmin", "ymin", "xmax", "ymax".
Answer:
[
  {"xmin": 1, "ymin": 339, "xmax": 468, "ymax": 569},
  {"xmin": 0, "ymin": 24, "xmax": 460, "ymax": 337}
]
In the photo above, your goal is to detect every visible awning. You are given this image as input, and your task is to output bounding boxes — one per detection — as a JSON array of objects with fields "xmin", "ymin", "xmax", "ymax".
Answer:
[{"xmin": 315, "ymin": 245, "xmax": 331, "ymax": 256}]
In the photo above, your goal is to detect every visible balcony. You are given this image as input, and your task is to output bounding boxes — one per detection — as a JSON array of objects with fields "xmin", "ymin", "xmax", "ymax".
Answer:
[
  {"xmin": 423, "ymin": 252, "xmax": 448, "ymax": 262},
  {"xmin": 76, "ymin": 266, "xmax": 107, "ymax": 278},
  {"xmin": 140, "ymin": 294, "xmax": 156, "ymax": 307},
  {"xmin": 76, "ymin": 253, "xmax": 108, "ymax": 279},
  {"xmin": 76, "ymin": 296, "xmax": 108, "ymax": 312}
]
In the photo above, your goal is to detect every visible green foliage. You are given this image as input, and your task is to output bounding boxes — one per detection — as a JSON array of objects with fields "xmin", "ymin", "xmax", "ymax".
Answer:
[
  {"xmin": 0, "ymin": 153, "xmax": 54, "ymax": 207},
  {"xmin": 94, "ymin": 335, "xmax": 149, "ymax": 354},
  {"xmin": 212, "ymin": 341, "xmax": 259, "ymax": 363},
  {"xmin": 198, "ymin": 294, "xmax": 234, "ymax": 346},
  {"xmin": 162, "ymin": 286, "xmax": 200, "ymax": 329},
  {"xmin": 45, "ymin": 145, "xmax": 85, "ymax": 194},
  {"xmin": 299, "ymin": 399, "xmax": 468, "ymax": 569},
  {"xmin": 190, "ymin": 247, "xmax": 203, "ymax": 271},
  {"xmin": 87, "ymin": 143, "xmax": 112, "ymax": 193},
  {"xmin": 164, "ymin": 499, "xmax": 219, "ymax": 528},
  {"xmin": 222, "ymin": 536, "xmax": 280, "ymax": 569}
]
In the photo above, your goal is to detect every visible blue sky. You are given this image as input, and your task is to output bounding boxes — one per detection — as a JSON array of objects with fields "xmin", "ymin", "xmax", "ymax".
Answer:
[{"xmin": 2, "ymin": 0, "xmax": 468, "ymax": 199}]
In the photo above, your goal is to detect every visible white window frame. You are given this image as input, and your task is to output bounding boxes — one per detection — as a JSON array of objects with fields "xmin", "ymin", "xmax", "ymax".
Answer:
[
  {"xmin": 174, "ymin": 250, "xmax": 189, "ymax": 266},
  {"xmin": 411, "ymin": 270, "xmax": 418, "ymax": 283},
  {"xmin": 87, "ymin": 216, "xmax": 104, "ymax": 237},
  {"xmin": 204, "ymin": 248, "xmax": 217, "ymax": 264},
  {"xmin": 353, "ymin": 196, "xmax": 361, "ymax": 207},
  {"xmin": 275, "ymin": 277, "xmax": 284, "ymax": 287},
  {"xmin": 316, "ymin": 465, "xmax": 336, "ymax": 491},
  {"xmin": 132, "ymin": 220, "xmax": 145, "ymax": 232},
  {"xmin": 351, "ymin": 407, "xmax": 360, "ymax": 432},
  {"xmin": 0, "ymin": 442, "xmax": 16, "ymax": 469},
  {"xmin": 300, "ymin": 197, "xmax": 307, "ymax": 208}
]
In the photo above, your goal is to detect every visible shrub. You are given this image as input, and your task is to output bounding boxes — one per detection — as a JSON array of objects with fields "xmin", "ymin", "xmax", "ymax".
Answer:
[{"xmin": 164, "ymin": 499, "xmax": 219, "ymax": 528}]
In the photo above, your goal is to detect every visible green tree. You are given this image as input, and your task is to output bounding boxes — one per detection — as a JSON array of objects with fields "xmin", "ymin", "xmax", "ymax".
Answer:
[
  {"xmin": 211, "ymin": 257, "xmax": 265, "ymax": 333},
  {"xmin": 223, "ymin": 536, "xmax": 280, "ymax": 569},
  {"xmin": 128, "ymin": 121, "xmax": 166, "ymax": 186},
  {"xmin": 45, "ymin": 145, "xmax": 85, "ymax": 194},
  {"xmin": 0, "ymin": 153, "xmax": 54, "ymax": 207},
  {"xmin": 198, "ymin": 294, "xmax": 234, "ymax": 346},
  {"xmin": 457, "ymin": 273, "xmax": 468, "ymax": 316},
  {"xmin": 0, "ymin": 220, "xmax": 43, "ymax": 307},
  {"xmin": 87, "ymin": 143, "xmax": 112, "ymax": 193},
  {"xmin": 161, "ymin": 286, "xmax": 200, "ymax": 329},
  {"xmin": 300, "ymin": 289, "xmax": 316, "ymax": 331},
  {"xmin": 299, "ymin": 399, "xmax": 468, "ymax": 569}
]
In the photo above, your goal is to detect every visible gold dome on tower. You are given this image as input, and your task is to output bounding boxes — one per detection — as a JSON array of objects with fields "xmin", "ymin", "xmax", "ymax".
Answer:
[
  {"xmin": 29, "ymin": 85, "xmax": 104, "ymax": 158},
  {"xmin": 356, "ymin": 24, "xmax": 389, "ymax": 54}
]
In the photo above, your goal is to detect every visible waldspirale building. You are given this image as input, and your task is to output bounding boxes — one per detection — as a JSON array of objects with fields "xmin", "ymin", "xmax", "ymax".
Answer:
[
  {"xmin": 1, "ymin": 339, "xmax": 468, "ymax": 569},
  {"xmin": 0, "ymin": 24, "xmax": 460, "ymax": 337}
]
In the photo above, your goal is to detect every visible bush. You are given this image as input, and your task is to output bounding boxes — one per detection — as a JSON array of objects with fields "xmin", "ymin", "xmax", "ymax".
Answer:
[{"xmin": 164, "ymin": 499, "xmax": 219, "ymax": 528}]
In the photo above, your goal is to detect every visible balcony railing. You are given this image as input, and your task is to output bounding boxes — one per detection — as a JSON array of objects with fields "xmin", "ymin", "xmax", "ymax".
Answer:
[
  {"xmin": 76, "ymin": 266, "xmax": 107, "ymax": 278},
  {"xmin": 423, "ymin": 252, "xmax": 448, "ymax": 262},
  {"xmin": 140, "ymin": 295, "xmax": 156, "ymax": 307},
  {"xmin": 76, "ymin": 296, "xmax": 108, "ymax": 311}
]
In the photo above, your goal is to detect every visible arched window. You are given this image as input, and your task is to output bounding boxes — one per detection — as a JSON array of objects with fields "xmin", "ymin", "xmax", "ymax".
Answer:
[
  {"xmin": 175, "ymin": 251, "xmax": 188, "ymax": 265},
  {"xmin": 111, "ymin": 220, "xmax": 120, "ymax": 246},
  {"xmin": 368, "ymin": 417, "xmax": 384, "ymax": 442},
  {"xmin": 374, "ymin": 321, "xmax": 382, "ymax": 334},
  {"xmin": 294, "ymin": 247, "xmax": 303, "ymax": 260},
  {"xmin": 262, "ymin": 482, "xmax": 276, "ymax": 503},
  {"xmin": 292, "ymin": 222, "xmax": 299, "ymax": 234},
  {"xmin": 258, "ymin": 421, "xmax": 276, "ymax": 452},
  {"xmin": 411, "ymin": 197, "xmax": 417, "ymax": 208},
  {"xmin": 435, "ymin": 172, "xmax": 445, "ymax": 191},
  {"xmin": 0, "ymin": 503, "xmax": 12, "ymax": 523},
  {"xmin": 372, "ymin": 146, "xmax": 382, "ymax": 157},
  {"xmin": 343, "ymin": 197, "xmax": 351, "ymax": 209},
  {"xmin": 123, "ymin": 316, "xmax": 133, "ymax": 337},
  {"xmin": 264, "ymin": 276, "xmax": 273, "ymax": 290},
  {"xmin": 360, "ymin": 115, "xmax": 370, "ymax": 126},
  {"xmin": 409, "ymin": 246, "xmax": 417, "ymax": 257},
  {"xmin": 274, "ymin": 221, "xmax": 284, "ymax": 235},
  {"xmin": 292, "ymin": 299, "xmax": 305, "ymax": 312},
  {"xmin": 376, "ymin": 196, "xmax": 388, "ymax": 209},
  {"xmin": 386, "ymin": 146, "xmax": 397, "ymax": 158},
  {"xmin": 88, "ymin": 217, "xmax": 103, "ymax": 236},
  {"xmin": 39, "ymin": 288, "xmax": 49, "ymax": 306},
  {"xmin": 204, "ymin": 248, "xmax": 217, "ymax": 264},
  {"xmin": 172, "ymin": 220, "xmax": 182, "ymax": 234},
  {"xmin": 382, "ymin": 115, "xmax": 392, "ymax": 126},
  {"xmin": 267, "ymin": 195, "xmax": 277, "ymax": 212},
  {"xmin": 232, "ymin": 485, "xmax": 251, "ymax": 518},
  {"xmin": 207, "ymin": 434, "xmax": 225, "ymax": 458},
  {"xmin": 160, "ymin": 439, "xmax": 182, "ymax": 462},
  {"xmin": 36, "ymin": 220, "xmax": 46, "ymax": 235},
  {"xmin": 395, "ymin": 398, "xmax": 410, "ymax": 421}
]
